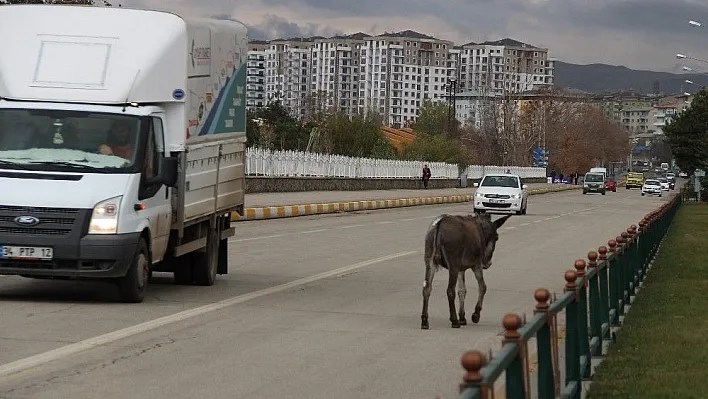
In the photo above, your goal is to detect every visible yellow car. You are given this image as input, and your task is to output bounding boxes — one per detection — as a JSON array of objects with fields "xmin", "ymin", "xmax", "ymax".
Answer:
[{"xmin": 626, "ymin": 172, "xmax": 644, "ymax": 189}]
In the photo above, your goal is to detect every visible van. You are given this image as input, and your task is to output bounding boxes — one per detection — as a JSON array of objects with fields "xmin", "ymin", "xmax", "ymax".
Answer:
[{"xmin": 583, "ymin": 172, "xmax": 606, "ymax": 195}]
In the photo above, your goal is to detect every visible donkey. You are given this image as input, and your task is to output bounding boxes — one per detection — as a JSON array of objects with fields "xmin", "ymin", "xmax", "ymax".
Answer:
[{"xmin": 421, "ymin": 213, "xmax": 512, "ymax": 329}]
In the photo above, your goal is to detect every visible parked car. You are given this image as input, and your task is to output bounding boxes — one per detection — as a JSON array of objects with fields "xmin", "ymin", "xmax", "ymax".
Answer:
[
  {"xmin": 473, "ymin": 173, "xmax": 528, "ymax": 215},
  {"xmin": 583, "ymin": 172, "xmax": 606, "ymax": 195},
  {"xmin": 658, "ymin": 177, "xmax": 670, "ymax": 191},
  {"xmin": 605, "ymin": 178, "xmax": 617, "ymax": 192},
  {"xmin": 641, "ymin": 179, "xmax": 662, "ymax": 197}
]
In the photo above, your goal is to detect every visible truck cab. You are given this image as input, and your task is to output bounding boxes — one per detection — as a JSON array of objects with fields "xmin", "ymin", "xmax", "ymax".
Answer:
[{"xmin": 0, "ymin": 103, "xmax": 179, "ymax": 299}]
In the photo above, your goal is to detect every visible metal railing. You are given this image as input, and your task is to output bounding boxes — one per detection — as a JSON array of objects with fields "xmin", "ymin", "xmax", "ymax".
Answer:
[{"xmin": 455, "ymin": 184, "xmax": 685, "ymax": 399}]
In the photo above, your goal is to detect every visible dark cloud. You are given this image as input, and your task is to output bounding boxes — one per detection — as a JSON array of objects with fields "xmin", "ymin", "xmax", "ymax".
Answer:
[
  {"xmin": 123, "ymin": 0, "xmax": 708, "ymax": 72},
  {"xmin": 213, "ymin": 13, "xmax": 343, "ymax": 40}
]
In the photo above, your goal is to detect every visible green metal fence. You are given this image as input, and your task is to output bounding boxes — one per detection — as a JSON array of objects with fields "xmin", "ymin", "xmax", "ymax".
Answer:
[{"xmin": 455, "ymin": 184, "xmax": 686, "ymax": 399}]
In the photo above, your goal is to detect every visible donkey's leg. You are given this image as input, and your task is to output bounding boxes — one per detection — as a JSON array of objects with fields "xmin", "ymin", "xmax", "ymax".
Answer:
[
  {"xmin": 457, "ymin": 270, "xmax": 467, "ymax": 325},
  {"xmin": 421, "ymin": 258, "xmax": 437, "ymax": 329},
  {"xmin": 471, "ymin": 266, "xmax": 487, "ymax": 324},
  {"xmin": 446, "ymin": 268, "xmax": 460, "ymax": 328}
]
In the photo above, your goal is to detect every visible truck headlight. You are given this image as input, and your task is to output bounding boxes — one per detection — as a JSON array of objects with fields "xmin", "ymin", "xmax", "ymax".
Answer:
[{"xmin": 89, "ymin": 196, "xmax": 122, "ymax": 234}]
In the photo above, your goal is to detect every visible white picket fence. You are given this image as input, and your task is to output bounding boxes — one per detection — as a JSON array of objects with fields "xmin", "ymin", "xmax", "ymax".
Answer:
[{"xmin": 245, "ymin": 147, "xmax": 546, "ymax": 179}]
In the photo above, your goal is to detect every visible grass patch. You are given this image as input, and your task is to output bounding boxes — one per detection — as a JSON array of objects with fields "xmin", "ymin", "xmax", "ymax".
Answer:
[{"xmin": 587, "ymin": 203, "xmax": 708, "ymax": 399}]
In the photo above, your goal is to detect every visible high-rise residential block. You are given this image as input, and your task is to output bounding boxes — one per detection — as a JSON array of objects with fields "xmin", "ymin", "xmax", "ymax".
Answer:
[{"xmin": 245, "ymin": 33, "xmax": 555, "ymax": 127}]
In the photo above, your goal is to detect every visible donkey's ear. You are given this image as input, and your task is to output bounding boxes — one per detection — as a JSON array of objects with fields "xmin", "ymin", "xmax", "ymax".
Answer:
[{"xmin": 493, "ymin": 214, "xmax": 512, "ymax": 228}]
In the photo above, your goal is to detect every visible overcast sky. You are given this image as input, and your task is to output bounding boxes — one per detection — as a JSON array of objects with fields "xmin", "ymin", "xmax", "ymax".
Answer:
[{"xmin": 125, "ymin": 0, "xmax": 708, "ymax": 73}]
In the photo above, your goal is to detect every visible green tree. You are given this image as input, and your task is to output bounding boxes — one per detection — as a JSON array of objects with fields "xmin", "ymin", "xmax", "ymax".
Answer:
[
  {"xmin": 412, "ymin": 100, "xmax": 459, "ymax": 138},
  {"xmin": 403, "ymin": 100, "xmax": 470, "ymax": 167},
  {"xmin": 664, "ymin": 88, "xmax": 708, "ymax": 173},
  {"xmin": 318, "ymin": 110, "xmax": 395, "ymax": 158},
  {"xmin": 247, "ymin": 102, "xmax": 310, "ymax": 151},
  {"xmin": 399, "ymin": 133, "xmax": 470, "ymax": 167}
]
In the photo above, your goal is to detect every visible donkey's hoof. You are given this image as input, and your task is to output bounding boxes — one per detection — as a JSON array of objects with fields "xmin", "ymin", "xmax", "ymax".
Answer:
[
  {"xmin": 421, "ymin": 323, "xmax": 429, "ymax": 330},
  {"xmin": 471, "ymin": 313, "xmax": 481, "ymax": 324},
  {"xmin": 459, "ymin": 317, "xmax": 467, "ymax": 326},
  {"xmin": 451, "ymin": 321, "xmax": 461, "ymax": 328}
]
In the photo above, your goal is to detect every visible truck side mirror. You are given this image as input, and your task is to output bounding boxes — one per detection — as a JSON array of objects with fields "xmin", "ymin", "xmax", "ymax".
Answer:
[
  {"xmin": 161, "ymin": 156, "xmax": 178, "ymax": 187},
  {"xmin": 146, "ymin": 156, "xmax": 178, "ymax": 188}
]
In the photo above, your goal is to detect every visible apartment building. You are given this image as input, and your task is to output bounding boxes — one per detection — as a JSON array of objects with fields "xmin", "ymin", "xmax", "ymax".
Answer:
[
  {"xmin": 358, "ymin": 30, "xmax": 456, "ymax": 126},
  {"xmin": 245, "ymin": 33, "xmax": 556, "ymax": 127},
  {"xmin": 261, "ymin": 38, "xmax": 317, "ymax": 117},
  {"xmin": 312, "ymin": 33, "xmax": 366, "ymax": 117},
  {"xmin": 246, "ymin": 41, "xmax": 267, "ymax": 111},
  {"xmin": 458, "ymin": 38, "xmax": 552, "ymax": 95}
]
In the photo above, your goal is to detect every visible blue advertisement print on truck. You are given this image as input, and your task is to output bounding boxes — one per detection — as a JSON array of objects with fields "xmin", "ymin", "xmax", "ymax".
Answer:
[{"xmin": 198, "ymin": 63, "xmax": 246, "ymax": 136}]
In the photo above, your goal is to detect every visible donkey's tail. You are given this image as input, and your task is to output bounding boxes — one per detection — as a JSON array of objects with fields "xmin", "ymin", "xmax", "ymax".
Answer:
[{"xmin": 430, "ymin": 215, "xmax": 445, "ymax": 269}]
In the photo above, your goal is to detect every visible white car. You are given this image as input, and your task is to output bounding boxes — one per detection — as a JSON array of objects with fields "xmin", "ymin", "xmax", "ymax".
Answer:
[
  {"xmin": 641, "ymin": 179, "xmax": 662, "ymax": 197},
  {"xmin": 473, "ymin": 173, "xmax": 528, "ymax": 215},
  {"xmin": 657, "ymin": 177, "xmax": 670, "ymax": 191}
]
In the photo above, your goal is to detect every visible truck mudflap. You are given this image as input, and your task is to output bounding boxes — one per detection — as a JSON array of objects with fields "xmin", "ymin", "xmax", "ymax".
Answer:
[{"xmin": 0, "ymin": 233, "xmax": 142, "ymax": 278}]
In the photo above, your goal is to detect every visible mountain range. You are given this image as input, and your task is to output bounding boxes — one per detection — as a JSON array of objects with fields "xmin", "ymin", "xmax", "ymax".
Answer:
[{"xmin": 554, "ymin": 61, "xmax": 706, "ymax": 95}]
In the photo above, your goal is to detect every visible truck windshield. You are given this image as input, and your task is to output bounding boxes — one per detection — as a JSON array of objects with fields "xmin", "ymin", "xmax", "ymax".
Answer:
[
  {"xmin": 0, "ymin": 108, "xmax": 141, "ymax": 173},
  {"xmin": 585, "ymin": 173, "xmax": 604, "ymax": 182}
]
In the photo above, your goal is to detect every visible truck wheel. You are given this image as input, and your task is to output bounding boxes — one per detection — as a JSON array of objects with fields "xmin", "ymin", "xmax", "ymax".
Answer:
[
  {"xmin": 118, "ymin": 238, "xmax": 150, "ymax": 303},
  {"xmin": 192, "ymin": 226, "xmax": 218, "ymax": 286}
]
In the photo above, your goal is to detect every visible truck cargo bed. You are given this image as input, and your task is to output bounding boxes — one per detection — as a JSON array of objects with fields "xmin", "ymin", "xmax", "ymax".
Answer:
[{"xmin": 175, "ymin": 136, "xmax": 245, "ymax": 226}]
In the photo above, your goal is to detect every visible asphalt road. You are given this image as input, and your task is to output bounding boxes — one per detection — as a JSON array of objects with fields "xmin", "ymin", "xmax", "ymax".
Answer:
[{"xmin": 0, "ymin": 188, "xmax": 673, "ymax": 399}]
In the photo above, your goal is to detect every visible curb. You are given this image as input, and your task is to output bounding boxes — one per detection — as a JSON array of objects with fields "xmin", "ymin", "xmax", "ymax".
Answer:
[{"xmin": 231, "ymin": 185, "xmax": 580, "ymax": 222}]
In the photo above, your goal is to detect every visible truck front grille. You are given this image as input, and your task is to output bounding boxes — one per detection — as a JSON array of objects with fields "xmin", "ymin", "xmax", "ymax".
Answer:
[{"xmin": 0, "ymin": 205, "xmax": 80, "ymax": 236}]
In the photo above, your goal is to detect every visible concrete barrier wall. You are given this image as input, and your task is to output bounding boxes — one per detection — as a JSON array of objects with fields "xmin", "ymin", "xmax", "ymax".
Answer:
[{"xmin": 245, "ymin": 176, "xmax": 549, "ymax": 193}]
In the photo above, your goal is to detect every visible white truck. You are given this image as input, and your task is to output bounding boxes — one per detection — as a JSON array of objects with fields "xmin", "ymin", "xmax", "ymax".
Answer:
[{"xmin": 0, "ymin": 5, "xmax": 248, "ymax": 302}]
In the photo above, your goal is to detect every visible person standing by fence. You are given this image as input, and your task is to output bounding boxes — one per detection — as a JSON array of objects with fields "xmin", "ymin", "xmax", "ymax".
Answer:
[{"xmin": 422, "ymin": 164, "xmax": 431, "ymax": 189}]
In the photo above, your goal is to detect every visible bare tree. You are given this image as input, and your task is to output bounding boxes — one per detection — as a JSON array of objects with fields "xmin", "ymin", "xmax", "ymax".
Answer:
[{"xmin": 300, "ymin": 90, "xmax": 336, "ymax": 123}]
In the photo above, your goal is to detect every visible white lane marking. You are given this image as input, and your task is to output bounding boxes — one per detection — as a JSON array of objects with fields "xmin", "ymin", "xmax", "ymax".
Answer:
[
  {"xmin": 341, "ymin": 224, "xmax": 365, "ymax": 229},
  {"xmin": 231, "ymin": 233, "xmax": 286, "ymax": 242},
  {"xmin": 0, "ymin": 250, "xmax": 418, "ymax": 380},
  {"xmin": 231, "ymin": 229, "xmax": 326, "ymax": 242},
  {"xmin": 301, "ymin": 229, "xmax": 327, "ymax": 234}
]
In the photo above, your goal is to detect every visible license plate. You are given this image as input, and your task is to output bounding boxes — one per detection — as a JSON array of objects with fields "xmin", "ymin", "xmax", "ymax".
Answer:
[
  {"xmin": 488, "ymin": 199, "xmax": 505, "ymax": 203},
  {"xmin": 0, "ymin": 246, "xmax": 53, "ymax": 260}
]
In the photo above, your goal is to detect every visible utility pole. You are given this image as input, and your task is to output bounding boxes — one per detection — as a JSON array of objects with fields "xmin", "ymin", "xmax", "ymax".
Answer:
[{"xmin": 445, "ymin": 77, "xmax": 457, "ymax": 136}]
